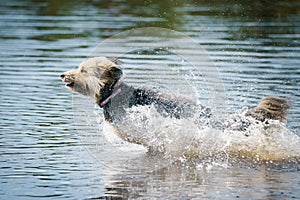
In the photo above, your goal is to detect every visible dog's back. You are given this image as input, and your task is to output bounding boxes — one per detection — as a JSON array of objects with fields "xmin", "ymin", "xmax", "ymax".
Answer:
[{"xmin": 246, "ymin": 97, "xmax": 289, "ymax": 123}]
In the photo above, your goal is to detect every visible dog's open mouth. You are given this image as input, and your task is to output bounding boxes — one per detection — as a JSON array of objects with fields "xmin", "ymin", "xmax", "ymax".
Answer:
[
  {"xmin": 61, "ymin": 74, "xmax": 75, "ymax": 88},
  {"xmin": 65, "ymin": 82, "xmax": 75, "ymax": 88}
]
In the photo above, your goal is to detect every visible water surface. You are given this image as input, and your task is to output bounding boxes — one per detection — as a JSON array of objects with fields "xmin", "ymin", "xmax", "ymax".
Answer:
[{"xmin": 0, "ymin": 0, "xmax": 299, "ymax": 199}]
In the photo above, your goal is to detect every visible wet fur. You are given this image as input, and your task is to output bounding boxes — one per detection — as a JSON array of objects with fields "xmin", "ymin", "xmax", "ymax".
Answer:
[
  {"xmin": 246, "ymin": 97, "xmax": 289, "ymax": 123},
  {"xmin": 61, "ymin": 57, "xmax": 290, "ymax": 147},
  {"xmin": 61, "ymin": 57, "xmax": 122, "ymax": 103}
]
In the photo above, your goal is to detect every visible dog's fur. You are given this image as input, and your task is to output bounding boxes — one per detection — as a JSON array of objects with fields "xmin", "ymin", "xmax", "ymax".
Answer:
[
  {"xmin": 61, "ymin": 57, "xmax": 289, "ymax": 148},
  {"xmin": 246, "ymin": 97, "xmax": 289, "ymax": 123}
]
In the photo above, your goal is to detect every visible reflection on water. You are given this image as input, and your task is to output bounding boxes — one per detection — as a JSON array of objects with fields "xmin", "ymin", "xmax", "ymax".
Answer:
[
  {"xmin": 0, "ymin": 0, "xmax": 299, "ymax": 199},
  {"xmin": 99, "ymin": 157, "xmax": 299, "ymax": 199}
]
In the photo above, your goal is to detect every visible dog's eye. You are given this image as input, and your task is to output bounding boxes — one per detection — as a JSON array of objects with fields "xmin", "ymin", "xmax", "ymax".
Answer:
[{"xmin": 80, "ymin": 69, "xmax": 87, "ymax": 73}]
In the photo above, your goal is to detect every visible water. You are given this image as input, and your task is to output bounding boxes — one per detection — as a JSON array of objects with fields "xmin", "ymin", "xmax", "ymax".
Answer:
[{"xmin": 1, "ymin": 0, "xmax": 299, "ymax": 199}]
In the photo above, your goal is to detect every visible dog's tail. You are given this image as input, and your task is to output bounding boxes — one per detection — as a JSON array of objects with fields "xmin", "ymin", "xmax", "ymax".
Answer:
[{"xmin": 246, "ymin": 97, "xmax": 290, "ymax": 123}]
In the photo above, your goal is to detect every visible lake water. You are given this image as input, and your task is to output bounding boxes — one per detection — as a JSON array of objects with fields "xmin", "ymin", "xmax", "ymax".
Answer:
[{"xmin": 0, "ymin": 0, "xmax": 299, "ymax": 199}]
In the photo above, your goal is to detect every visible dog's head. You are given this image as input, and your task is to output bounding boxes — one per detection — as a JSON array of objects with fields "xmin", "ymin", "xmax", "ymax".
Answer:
[{"xmin": 61, "ymin": 57, "xmax": 122, "ymax": 102}]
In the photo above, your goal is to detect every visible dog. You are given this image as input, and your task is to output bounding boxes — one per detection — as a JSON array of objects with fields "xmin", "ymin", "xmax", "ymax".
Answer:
[{"xmin": 61, "ymin": 57, "xmax": 291, "ymax": 158}]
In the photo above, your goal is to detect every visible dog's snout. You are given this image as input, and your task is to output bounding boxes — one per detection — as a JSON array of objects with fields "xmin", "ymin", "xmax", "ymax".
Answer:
[{"xmin": 60, "ymin": 74, "xmax": 65, "ymax": 79}]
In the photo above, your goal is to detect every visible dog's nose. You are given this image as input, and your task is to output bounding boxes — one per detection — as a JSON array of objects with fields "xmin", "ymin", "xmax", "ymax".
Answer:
[{"xmin": 60, "ymin": 74, "xmax": 65, "ymax": 78}]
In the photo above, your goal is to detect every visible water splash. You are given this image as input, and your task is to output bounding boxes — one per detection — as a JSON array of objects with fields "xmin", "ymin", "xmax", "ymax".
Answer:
[{"xmin": 106, "ymin": 105, "xmax": 300, "ymax": 164}]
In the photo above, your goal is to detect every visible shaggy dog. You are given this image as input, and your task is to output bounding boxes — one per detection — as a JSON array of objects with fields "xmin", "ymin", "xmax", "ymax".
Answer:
[{"xmin": 61, "ymin": 57, "xmax": 290, "ymax": 155}]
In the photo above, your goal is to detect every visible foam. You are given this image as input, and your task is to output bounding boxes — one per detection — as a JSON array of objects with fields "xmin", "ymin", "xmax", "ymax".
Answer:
[{"xmin": 104, "ymin": 105, "xmax": 300, "ymax": 163}]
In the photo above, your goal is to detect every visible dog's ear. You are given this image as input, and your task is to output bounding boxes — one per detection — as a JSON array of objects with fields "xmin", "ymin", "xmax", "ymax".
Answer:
[
  {"xmin": 101, "ymin": 66, "xmax": 123, "ymax": 88},
  {"xmin": 98, "ymin": 66, "xmax": 123, "ymax": 103},
  {"xmin": 107, "ymin": 66, "xmax": 123, "ymax": 80}
]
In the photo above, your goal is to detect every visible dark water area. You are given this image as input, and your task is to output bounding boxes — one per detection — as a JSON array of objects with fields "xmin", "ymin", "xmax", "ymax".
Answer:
[{"xmin": 0, "ymin": 0, "xmax": 299, "ymax": 199}]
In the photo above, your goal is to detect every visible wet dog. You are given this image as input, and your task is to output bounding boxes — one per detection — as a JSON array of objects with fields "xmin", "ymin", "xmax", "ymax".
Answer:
[{"xmin": 61, "ymin": 57, "xmax": 290, "ymax": 149}]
